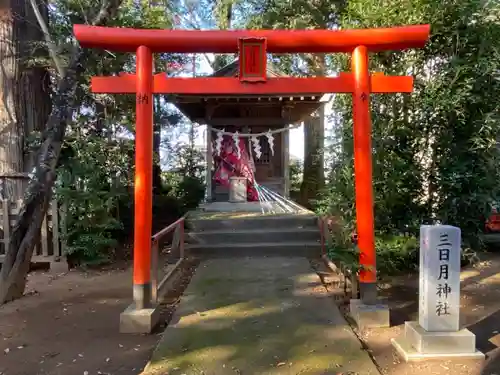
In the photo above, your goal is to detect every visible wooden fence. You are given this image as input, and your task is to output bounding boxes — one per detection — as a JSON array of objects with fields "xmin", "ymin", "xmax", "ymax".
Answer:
[{"xmin": 0, "ymin": 200, "xmax": 66, "ymax": 264}]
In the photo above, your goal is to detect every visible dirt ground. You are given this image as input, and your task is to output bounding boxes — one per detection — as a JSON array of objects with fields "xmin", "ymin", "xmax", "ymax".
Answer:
[
  {"xmin": 338, "ymin": 253, "xmax": 500, "ymax": 375},
  {"xmin": 0, "ymin": 261, "xmax": 196, "ymax": 375}
]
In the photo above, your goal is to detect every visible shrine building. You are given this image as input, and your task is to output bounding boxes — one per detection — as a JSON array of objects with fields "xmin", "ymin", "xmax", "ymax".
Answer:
[{"xmin": 171, "ymin": 60, "xmax": 330, "ymax": 202}]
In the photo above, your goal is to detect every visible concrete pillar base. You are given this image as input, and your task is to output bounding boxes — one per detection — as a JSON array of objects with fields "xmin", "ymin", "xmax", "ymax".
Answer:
[
  {"xmin": 391, "ymin": 321, "xmax": 485, "ymax": 362},
  {"xmin": 119, "ymin": 303, "xmax": 161, "ymax": 334},
  {"xmin": 349, "ymin": 298, "xmax": 390, "ymax": 329}
]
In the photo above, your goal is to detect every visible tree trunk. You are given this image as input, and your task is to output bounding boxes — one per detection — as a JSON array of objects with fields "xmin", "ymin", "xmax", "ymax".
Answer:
[
  {"xmin": 94, "ymin": 100, "xmax": 107, "ymax": 135},
  {"xmin": 299, "ymin": 104, "xmax": 325, "ymax": 208},
  {"xmin": 0, "ymin": 0, "xmax": 24, "ymax": 200},
  {"xmin": 299, "ymin": 54, "xmax": 326, "ymax": 208},
  {"xmin": 0, "ymin": 0, "xmax": 51, "ymax": 200},
  {"xmin": 18, "ymin": 0, "xmax": 52, "ymax": 173},
  {"xmin": 0, "ymin": 0, "xmax": 124, "ymax": 304},
  {"xmin": 212, "ymin": 0, "xmax": 233, "ymax": 71}
]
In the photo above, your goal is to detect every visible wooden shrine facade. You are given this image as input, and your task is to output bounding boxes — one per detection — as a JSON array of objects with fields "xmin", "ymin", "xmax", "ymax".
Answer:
[
  {"xmin": 171, "ymin": 60, "xmax": 331, "ymax": 200},
  {"xmin": 74, "ymin": 24, "xmax": 430, "ymax": 315}
]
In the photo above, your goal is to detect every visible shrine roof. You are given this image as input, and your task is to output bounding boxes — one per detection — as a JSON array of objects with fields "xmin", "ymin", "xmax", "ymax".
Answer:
[{"xmin": 170, "ymin": 60, "xmax": 330, "ymax": 127}]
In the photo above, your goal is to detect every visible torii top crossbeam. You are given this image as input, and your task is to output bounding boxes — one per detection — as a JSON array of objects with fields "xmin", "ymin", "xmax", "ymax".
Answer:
[
  {"xmin": 74, "ymin": 24, "xmax": 430, "ymax": 53},
  {"xmin": 73, "ymin": 23, "xmax": 430, "ymax": 315}
]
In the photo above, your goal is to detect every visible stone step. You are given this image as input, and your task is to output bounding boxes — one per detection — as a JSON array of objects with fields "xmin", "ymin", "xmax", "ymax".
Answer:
[
  {"xmin": 188, "ymin": 214, "xmax": 317, "ymax": 232},
  {"xmin": 186, "ymin": 241, "xmax": 322, "ymax": 258},
  {"xmin": 188, "ymin": 227, "xmax": 320, "ymax": 244}
]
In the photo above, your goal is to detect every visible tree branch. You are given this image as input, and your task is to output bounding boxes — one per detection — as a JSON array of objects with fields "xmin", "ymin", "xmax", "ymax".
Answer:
[
  {"xmin": 29, "ymin": 0, "xmax": 65, "ymax": 77},
  {"xmin": 91, "ymin": 0, "xmax": 124, "ymax": 26}
]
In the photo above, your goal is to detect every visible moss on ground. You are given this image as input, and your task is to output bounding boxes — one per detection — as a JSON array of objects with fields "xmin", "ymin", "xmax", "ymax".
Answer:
[{"xmin": 142, "ymin": 258, "xmax": 379, "ymax": 375}]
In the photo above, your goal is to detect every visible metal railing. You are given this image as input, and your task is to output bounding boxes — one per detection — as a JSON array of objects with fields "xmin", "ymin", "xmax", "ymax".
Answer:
[{"xmin": 151, "ymin": 215, "xmax": 186, "ymax": 303}]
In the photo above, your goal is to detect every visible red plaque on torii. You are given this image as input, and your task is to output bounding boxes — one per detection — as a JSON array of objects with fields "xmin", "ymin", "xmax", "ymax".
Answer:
[{"xmin": 238, "ymin": 37, "xmax": 267, "ymax": 82}]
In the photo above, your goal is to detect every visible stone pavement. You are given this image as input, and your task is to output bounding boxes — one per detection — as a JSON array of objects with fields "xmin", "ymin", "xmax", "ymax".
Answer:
[{"xmin": 141, "ymin": 257, "xmax": 379, "ymax": 375}]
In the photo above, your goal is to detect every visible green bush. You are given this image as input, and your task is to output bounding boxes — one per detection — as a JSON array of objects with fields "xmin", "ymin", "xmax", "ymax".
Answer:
[
  {"xmin": 327, "ymin": 226, "xmax": 480, "ymax": 278},
  {"xmin": 151, "ymin": 193, "xmax": 183, "ymax": 233},
  {"xmin": 323, "ymin": 213, "xmax": 419, "ymax": 277},
  {"xmin": 64, "ymin": 216, "xmax": 122, "ymax": 265},
  {"xmin": 327, "ymin": 232, "xmax": 418, "ymax": 278},
  {"xmin": 56, "ymin": 132, "xmax": 207, "ymax": 266},
  {"xmin": 56, "ymin": 136, "xmax": 134, "ymax": 266},
  {"xmin": 175, "ymin": 175, "xmax": 205, "ymax": 211},
  {"xmin": 375, "ymin": 235, "xmax": 419, "ymax": 276}
]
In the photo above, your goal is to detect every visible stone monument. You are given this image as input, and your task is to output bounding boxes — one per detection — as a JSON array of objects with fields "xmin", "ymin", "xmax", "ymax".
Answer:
[{"xmin": 391, "ymin": 224, "xmax": 484, "ymax": 361}]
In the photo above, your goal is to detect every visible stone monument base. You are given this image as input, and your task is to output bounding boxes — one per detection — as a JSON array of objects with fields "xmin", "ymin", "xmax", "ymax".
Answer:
[
  {"xmin": 349, "ymin": 299, "xmax": 390, "ymax": 329},
  {"xmin": 391, "ymin": 321, "xmax": 485, "ymax": 362}
]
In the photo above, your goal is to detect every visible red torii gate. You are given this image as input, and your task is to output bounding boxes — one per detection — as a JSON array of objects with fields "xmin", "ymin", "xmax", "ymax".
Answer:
[{"xmin": 74, "ymin": 24, "xmax": 430, "ymax": 314}]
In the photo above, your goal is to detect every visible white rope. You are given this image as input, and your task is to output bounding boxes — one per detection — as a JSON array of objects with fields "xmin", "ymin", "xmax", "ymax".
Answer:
[{"xmin": 210, "ymin": 123, "xmax": 300, "ymax": 137}]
